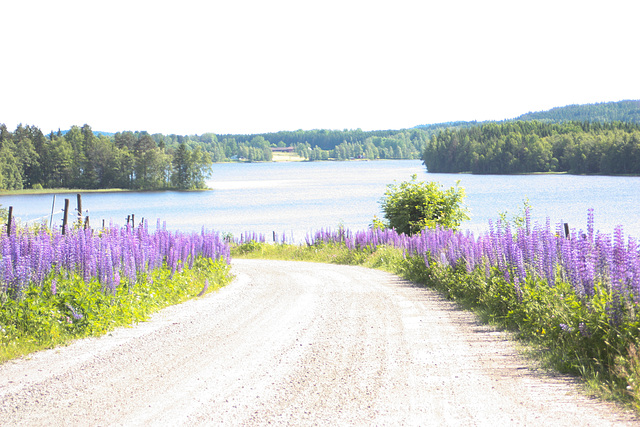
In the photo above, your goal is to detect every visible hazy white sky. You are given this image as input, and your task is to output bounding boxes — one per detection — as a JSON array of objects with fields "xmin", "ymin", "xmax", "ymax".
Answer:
[{"xmin": 2, "ymin": 0, "xmax": 639, "ymax": 135}]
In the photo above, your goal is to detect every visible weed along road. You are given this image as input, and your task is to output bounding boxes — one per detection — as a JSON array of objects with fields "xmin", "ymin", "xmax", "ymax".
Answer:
[{"xmin": 0, "ymin": 259, "xmax": 637, "ymax": 426}]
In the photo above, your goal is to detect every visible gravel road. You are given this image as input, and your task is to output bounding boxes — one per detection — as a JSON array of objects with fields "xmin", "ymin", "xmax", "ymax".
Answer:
[{"xmin": 1, "ymin": 259, "xmax": 638, "ymax": 426}]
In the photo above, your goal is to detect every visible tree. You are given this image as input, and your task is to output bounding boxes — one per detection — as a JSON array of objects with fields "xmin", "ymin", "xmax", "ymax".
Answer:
[
  {"xmin": 380, "ymin": 175, "xmax": 469, "ymax": 235},
  {"xmin": 133, "ymin": 133, "xmax": 157, "ymax": 189},
  {"xmin": 12, "ymin": 125, "xmax": 39, "ymax": 188},
  {"xmin": 171, "ymin": 142, "xmax": 191, "ymax": 189},
  {"xmin": 0, "ymin": 144, "xmax": 23, "ymax": 190},
  {"xmin": 171, "ymin": 143, "xmax": 212, "ymax": 189},
  {"xmin": 187, "ymin": 147, "xmax": 212, "ymax": 189},
  {"xmin": 64, "ymin": 125, "xmax": 86, "ymax": 186},
  {"xmin": 114, "ymin": 131, "xmax": 136, "ymax": 150},
  {"xmin": 45, "ymin": 135, "xmax": 73, "ymax": 188}
]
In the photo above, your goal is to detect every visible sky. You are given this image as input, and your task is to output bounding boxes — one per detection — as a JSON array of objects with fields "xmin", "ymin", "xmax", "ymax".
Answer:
[{"xmin": 2, "ymin": 0, "xmax": 639, "ymax": 136}]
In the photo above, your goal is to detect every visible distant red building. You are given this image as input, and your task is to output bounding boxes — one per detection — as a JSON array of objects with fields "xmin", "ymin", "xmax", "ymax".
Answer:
[{"xmin": 271, "ymin": 147, "xmax": 294, "ymax": 153}]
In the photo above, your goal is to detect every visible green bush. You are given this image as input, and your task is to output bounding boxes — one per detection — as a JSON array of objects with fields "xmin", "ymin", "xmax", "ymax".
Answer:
[{"xmin": 380, "ymin": 174, "xmax": 469, "ymax": 234}]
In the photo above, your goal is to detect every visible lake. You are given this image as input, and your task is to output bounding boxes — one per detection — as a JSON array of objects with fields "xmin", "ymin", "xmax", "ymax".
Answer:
[{"xmin": 1, "ymin": 160, "xmax": 639, "ymax": 241}]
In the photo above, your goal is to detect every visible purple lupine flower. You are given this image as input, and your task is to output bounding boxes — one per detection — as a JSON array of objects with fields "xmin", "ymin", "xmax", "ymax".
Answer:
[
  {"xmin": 611, "ymin": 225, "xmax": 627, "ymax": 293},
  {"xmin": 578, "ymin": 322, "xmax": 591, "ymax": 337},
  {"xmin": 66, "ymin": 303, "xmax": 83, "ymax": 320},
  {"xmin": 587, "ymin": 208, "xmax": 595, "ymax": 242},
  {"xmin": 559, "ymin": 323, "xmax": 573, "ymax": 332},
  {"xmin": 197, "ymin": 279, "xmax": 209, "ymax": 297}
]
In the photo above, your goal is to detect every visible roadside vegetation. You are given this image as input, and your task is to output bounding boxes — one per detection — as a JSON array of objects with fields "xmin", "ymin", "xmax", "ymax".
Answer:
[
  {"xmin": 232, "ymin": 177, "xmax": 640, "ymax": 412},
  {"xmin": 0, "ymin": 221, "xmax": 231, "ymax": 363}
]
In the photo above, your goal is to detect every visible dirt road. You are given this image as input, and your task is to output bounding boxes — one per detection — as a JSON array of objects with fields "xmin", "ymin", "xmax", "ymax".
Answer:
[{"xmin": 0, "ymin": 259, "xmax": 637, "ymax": 426}]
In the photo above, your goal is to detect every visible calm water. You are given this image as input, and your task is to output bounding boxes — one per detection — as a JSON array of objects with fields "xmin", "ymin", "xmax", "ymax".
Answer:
[{"xmin": 1, "ymin": 160, "xmax": 639, "ymax": 241}]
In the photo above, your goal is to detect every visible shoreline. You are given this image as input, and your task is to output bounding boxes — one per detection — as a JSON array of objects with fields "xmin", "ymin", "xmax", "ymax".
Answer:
[{"xmin": 0, "ymin": 188, "xmax": 212, "ymax": 196}]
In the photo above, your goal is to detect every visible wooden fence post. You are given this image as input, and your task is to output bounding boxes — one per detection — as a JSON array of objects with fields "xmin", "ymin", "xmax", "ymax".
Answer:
[
  {"xmin": 7, "ymin": 206, "xmax": 13, "ymax": 235},
  {"xmin": 76, "ymin": 194, "xmax": 82, "ymax": 224},
  {"xmin": 564, "ymin": 223, "xmax": 570, "ymax": 239},
  {"xmin": 49, "ymin": 194, "xmax": 56, "ymax": 230},
  {"xmin": 62, "ymin": 199, "xmax": 69, "ymax": 235}
]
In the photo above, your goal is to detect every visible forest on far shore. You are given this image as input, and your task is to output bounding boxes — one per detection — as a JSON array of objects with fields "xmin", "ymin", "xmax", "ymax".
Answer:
[
  {"xmin": 0, "ymin": 124, "xmax": 428, "ymax": 190},
  {"xmin": 2, "ymin": 100, "xmax": 640, "ymax": 190},
  {"xmin": 0, "ymin": 124, "xmax": 212, "ymax": 191},
  {"xmin": 423, "ymin": 121, "xmax": 640, "ymax": 175}
]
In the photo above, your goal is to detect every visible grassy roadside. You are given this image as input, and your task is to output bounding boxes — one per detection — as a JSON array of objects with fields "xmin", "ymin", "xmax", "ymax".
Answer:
[
  {"xmin": 0, "ymin": 257, "xmax": 231, "ymax": 363},
  {"xmin": 231, "ymin": 240, "xmax": 640, "ymax": 413}
]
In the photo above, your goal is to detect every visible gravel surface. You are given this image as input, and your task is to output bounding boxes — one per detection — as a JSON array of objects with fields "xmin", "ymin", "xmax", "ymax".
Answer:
[{"xmin": 1, "ymin": 259, "xmax": 638, "ymax": 426}]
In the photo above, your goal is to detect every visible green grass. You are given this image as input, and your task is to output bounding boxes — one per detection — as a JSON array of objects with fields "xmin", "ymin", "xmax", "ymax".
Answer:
[
  {"xmin": 232, "ymin": 240, "xmax": 640, "ymax": 413},
  {"xmin": 0, "ymin": 257, "xmax": 231, "ymax": 363}
]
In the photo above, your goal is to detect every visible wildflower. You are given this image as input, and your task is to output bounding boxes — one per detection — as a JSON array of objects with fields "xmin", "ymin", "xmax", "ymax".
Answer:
[
  {"xmin": 559, "ymin": 323, "xmax": 574, "ymax": 333},
  {"xmin": 65, "ymin": 304, "xmax": 83, "ymax": 320},
  {"xmin": 197, "ymin": 279, "xmax": 209, "ymax": 297},
  {"xmin": 578, "ymin": 322, "xmax": 591, "ymax": 337}
]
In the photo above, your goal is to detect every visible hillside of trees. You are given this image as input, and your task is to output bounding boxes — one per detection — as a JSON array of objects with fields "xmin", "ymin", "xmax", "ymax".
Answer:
[
  {"xmin": 514, "ymin": 100, "xmax": 640, "ymax": 124},
  {"xmin": 414, "ymin": 100, "xmax": 640, "ymax": 133},
  {"xmin": 422, "ymin": 120, "xmax": 640, "ymax": 175}
]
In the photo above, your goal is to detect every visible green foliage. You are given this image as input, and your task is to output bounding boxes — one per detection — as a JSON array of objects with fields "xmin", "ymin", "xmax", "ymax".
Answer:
[
  {"xmin": 423, "ymin": 120, "xmax": 640, "ymax": 175},
  {"xmin": 515, "ymin": 100, "xmax": 640, "ymax": 124},
  {"xmin": 380, "ymin": 175, "xmax": 469, "ymax": 235},
  {"xmin": 171, "ymin": 143, "xmax": 212, "ymax": 189},
  {"xmin": 0, "ymin": 257, "xmax": 231, "ymax": 362},
  {"xmin": 498, "ymin": 198, "xmax": 531, "ymax": 230},
  {"xmin": 0, "ymin": 124, "xmax": 214, "ymax": 191},
  {"xmin": 369, "ymin": 215, "xmax": 387, "ymax": 231},
  {"xmin": 233, "ymin": 240, "xmax": 268, "ymax": 255},
  {"xmin": 616, "ymin": 344, "xmax": 640, "ymax": 411}
]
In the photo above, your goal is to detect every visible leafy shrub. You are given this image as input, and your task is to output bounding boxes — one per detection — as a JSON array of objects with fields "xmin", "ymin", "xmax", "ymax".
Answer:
[{"xmin": 380, "ymin": 174, "xmax": 469, "ymax": 235}]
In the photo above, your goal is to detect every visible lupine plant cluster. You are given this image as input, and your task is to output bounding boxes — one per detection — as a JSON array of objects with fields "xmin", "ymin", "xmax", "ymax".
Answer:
[
  {"xmin": 305, "ymin": 210, "xmax": 640, "ymax": 404},
  {"xmin": 0, "ymin": 221, "xmax": 231, "ymax": 362},
  {"xmin": 307, "ymin": 210, "xmax": 639, "ymax": 326},
  {"xmin": 0, "ymin": 220, "xmax": 230, "ymax": 300}
]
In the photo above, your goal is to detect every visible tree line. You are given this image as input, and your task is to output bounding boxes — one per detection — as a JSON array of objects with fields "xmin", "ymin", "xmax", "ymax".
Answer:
[
  {"xmin": 423, "ymin": 120, "xmax": 640, "ymax": 175},
  {"xmin": 0, "ymin": 124, "xmax": 212, "ymax": 191},
  {"xmin": 293, "ymin": 130, "xmax": 427, "ymax": 160},
  {"xmin": 6, "ymin": 99, "xmax": 639, "ymax": 190},
  {"xmin": 172, "ymin": 128, "xmax": 429, "ymax": 161},
  {"xmin": 0, "ymin": 122, "xmax": 430, "ymax": 191},
  {"xmin": 514, "ymin": 99, "xmax": 640, "ymax": 124}
]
